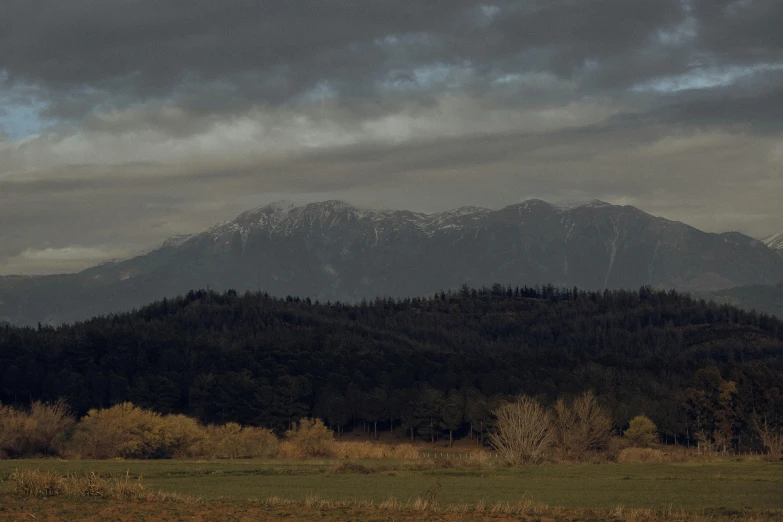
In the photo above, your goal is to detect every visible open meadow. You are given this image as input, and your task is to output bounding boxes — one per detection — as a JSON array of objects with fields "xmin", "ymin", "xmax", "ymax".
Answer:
[{"xmin": 1, "ymin": 458, "xmax": 782, "ymax": 521}]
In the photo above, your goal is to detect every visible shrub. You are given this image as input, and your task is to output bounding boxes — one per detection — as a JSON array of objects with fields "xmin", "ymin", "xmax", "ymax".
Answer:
[
  {"xmin": 236, "ymin": 425, "xmax": 279, "ymax": 459},
  {"xmin": 0, "ymin": 403, "xmax": 25, "ymax": 458},
  {"xmin": 624, "ymin": 415, "xmax": 658, "ymax": 448},
  {"xmin": 553, "ymin": 391, "xmax": 612, "ymax": 461},
  {"xmin": 70, "ymin": 403, "xmax": 278, "ymax": 460},
  {"xmin": 198, "ymin": 423, "xmax": 278, "ymax": 459},
  {"xmin": 69, "ymin": 402, "xmax": 168, "ymax": 459},
  {"xmin": 0, "ymin": 401, "xmax": 75, "ymax": 458},
  {"xmin": 489, "ymin": 396, "xmax": 554, "ymax": 465},
  {"xmin": 157, "ymin": 414, "xmax": 208, "ymax": 459},
  {"xmin": 283, "ymin": 418, "xmax": 334, "ymax": 458},
  {"xmin": 276, "ymin": 440, "xmax": 302, "ymax": 459}
]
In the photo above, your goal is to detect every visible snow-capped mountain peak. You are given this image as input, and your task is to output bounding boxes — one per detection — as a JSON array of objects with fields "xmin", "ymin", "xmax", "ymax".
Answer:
[
  {"xmin": 5, "ymin": 199, "xmax": 783, "ymax": 325},
  {"xmin": 763, "ymin": 231, "xmax": 783, "ymax": 251}
]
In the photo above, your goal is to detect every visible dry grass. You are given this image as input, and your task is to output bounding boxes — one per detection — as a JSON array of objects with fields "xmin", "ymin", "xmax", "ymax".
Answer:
[
  {"xmin": 246, "ymin": 495, "xmax": 750, "ymax": 521},
  {"xmin": 276, "ymin": 424, "xmax": 423, "ymax": 460},
  {"xmin": 619, "ymin": 447, "xmax": 691, "ymax": 463},
  {"xmin": 619, "ymin": 447, "xmax": 666, "ymax": 463},
  {"xmin": 330, "ymin": 440, "xmax": 419, "ymax": 459},
  {"xmin": 465, "ymin": 449, "xmax": 493, "ymax": 465},
  {"xmin": 5, "ymin": 469, "xmax": 184, "ymax": 501},
  {"xmin": 1, "ymin": 495, "xmax": 780, "ymax": 522},
  {"xmin": 242, "ymin": 496, "xmax": 783, "ymax": 521},
  {"xmin": 417, "ymin": 450, "xmax": 496, "ymax": 469}
]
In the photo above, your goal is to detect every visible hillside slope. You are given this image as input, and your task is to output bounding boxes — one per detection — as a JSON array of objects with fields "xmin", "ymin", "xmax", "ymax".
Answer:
[{"xmin": 1, "ymin": 286, "xmax": 781, "ymax": 444}]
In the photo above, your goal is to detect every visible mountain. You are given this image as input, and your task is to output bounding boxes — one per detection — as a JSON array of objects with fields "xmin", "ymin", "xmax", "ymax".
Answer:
[
  {"xmin": 709, "ymin": 282, "xmax": 783, "ymax": 319},
  {"xmin": 2, "ymin": 199, "xmax": 783, "ymax": 325},
  {"xmin": 763, "ymin": 231, "xmax": 783, "ymax": 254},
  {"xmin": 704, "ymin": 231, "xmax": 783, "ymax": 317}
]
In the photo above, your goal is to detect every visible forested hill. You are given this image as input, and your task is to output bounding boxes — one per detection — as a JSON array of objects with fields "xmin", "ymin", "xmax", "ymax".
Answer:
[{"xmin": 1, "ymin": 286, "xmax": 782, "ymax": 447}]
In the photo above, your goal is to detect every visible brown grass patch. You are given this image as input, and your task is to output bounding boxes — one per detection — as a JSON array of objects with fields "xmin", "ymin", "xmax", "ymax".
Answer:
[
  {"xmin": 330, "ymin": 441, "xmax": 419, "ymax": 459},
  {"xmin": 5, "ymin": 469, "xmax": 183, "ymax": 501},
  {"xmin": 3, "ymin": 486, "xmax": 782, "ymax": 521},
  {"xmin": 619, "ymin": 447, "xmax": 667, "ymax": 463}
]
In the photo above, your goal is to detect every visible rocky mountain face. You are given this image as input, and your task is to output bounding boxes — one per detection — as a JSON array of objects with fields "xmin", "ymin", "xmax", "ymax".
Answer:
[
  {"xmin": 3, "ymin": 199, "xmax": 783, "ymax": 325},
  {"xmin": 763, "ymin": 231, "xmax": 783, "ymax": 255}
]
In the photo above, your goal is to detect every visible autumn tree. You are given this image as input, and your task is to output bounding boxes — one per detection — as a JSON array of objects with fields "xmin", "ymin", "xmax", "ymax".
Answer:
[
  {"xmin": 624, "ymin": 415, "xmax": 658, "ymax": 447},
  {"xmin": 284, "ymin": 418, "xmax": 333, "ymax": 457}
]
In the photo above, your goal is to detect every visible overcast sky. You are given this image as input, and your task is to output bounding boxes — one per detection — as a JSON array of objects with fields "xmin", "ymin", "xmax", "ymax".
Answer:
[{"xmin": 1, "ymin": 0, "xmax": 782, "ymax": 275}]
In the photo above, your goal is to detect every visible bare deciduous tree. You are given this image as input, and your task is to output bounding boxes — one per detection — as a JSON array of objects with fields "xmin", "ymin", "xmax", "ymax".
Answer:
[
  {"xmin": 489, "ymin": 396, "xmax": 553, "ymax": 465},
  {"xmin": 753, "ymin": 416, "xmax": 783, "ymax": 461},
  {"xmin": 695, "ymin": 429, "xmax": 716, "ymax": 455},
  {"xmin": 553, "ymin": 391, "xmax": 612, "ymax": 460}
]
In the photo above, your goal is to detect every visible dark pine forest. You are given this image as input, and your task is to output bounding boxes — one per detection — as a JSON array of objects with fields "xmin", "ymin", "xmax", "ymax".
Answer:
[{"xmin": 1, "ymin": 285, "xmax": 782, "ymax": 449}]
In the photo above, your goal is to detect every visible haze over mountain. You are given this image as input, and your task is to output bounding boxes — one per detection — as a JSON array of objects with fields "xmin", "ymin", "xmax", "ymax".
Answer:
[
  {"xmin": 2, "ymin": 199, "xmax": 783, "ymax": 326},
  {"xmin": 710, "ymin": 283, "xmax": 783, "ymax": 321},
  {"xmin": 703, "ymin": 232, "xmax": 783, "ymax": 317}
]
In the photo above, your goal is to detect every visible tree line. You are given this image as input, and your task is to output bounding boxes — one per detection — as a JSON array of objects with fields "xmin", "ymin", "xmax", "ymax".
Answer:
[{"xmin": 0, "ymin": 285, "xmax": 781, "ymax": 451}]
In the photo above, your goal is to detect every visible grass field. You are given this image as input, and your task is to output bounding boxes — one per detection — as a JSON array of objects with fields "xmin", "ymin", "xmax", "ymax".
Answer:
[{"xmin": 1, "ymin": 458, "xmax": 782, "ymax": 513}]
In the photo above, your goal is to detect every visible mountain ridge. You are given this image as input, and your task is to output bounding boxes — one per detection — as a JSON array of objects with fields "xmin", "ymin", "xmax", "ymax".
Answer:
[{"xmin": 2, "ymin": 199, "xmax": 783, "ymax": 325}]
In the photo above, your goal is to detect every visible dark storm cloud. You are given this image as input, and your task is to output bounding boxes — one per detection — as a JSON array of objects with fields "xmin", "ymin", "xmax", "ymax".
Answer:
[
  {"xmin": 1, "ymin": 0, "xmax": 691, "ymax": 119},
  {"xmin": 692, "ymin": 0, "xmax": 783, "ymax": 63},
  {"xmin": 634, "ymin": 69, "xmax": 783, "ymax": 132}
]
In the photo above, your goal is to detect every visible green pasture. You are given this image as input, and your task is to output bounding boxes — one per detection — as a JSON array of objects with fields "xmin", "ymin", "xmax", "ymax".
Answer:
[{"xmin": 1, "ymin": 458, "xmax": 781, "ymax": 511}]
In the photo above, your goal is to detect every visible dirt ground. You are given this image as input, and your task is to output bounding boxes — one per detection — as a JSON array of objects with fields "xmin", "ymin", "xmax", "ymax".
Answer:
[
  {"xmin": 2, "ymin": 497, "xmax": 783, "ymax": 522},
  {"xmin": 0, "ymin": 497, "xmax": 555, "ymax": 522}
]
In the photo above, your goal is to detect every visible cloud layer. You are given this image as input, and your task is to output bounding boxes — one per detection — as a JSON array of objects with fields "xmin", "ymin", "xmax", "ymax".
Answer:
[{"xmin": 1, "ymin": 0, "xmax": 782, "ymax": 274}]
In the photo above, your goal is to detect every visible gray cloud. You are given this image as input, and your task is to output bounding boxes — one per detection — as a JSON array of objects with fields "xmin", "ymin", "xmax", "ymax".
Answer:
[
  {"xmin": 1, "ymin": 0, "xmax": 783, "ymax": 274},
  {"xmin": 0, "ymin": 1, "xmax": 689, "ymax": 118}
]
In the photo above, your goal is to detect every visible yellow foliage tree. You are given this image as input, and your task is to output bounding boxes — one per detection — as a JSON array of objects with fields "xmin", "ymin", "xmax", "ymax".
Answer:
[
  {"xmin": 624, "ymin": 415, "xmax": 658, "ymax": 447},
  {"xmin": 284, "ymin": 418, "xmax": 334, "ymax": 457}
]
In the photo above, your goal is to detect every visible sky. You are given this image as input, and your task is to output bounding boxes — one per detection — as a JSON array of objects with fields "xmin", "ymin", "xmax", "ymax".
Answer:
[{"xmin": 1, "ymin": 0, "xmax": 783, "ymax": 275}]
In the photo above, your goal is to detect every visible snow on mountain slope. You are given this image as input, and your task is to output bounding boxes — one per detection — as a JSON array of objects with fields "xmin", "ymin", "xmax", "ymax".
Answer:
[
  {"xmin": 763, "ymin": 231, "xmax": 783, "ymax": 251},
  {"xmin": 200, "ymin": 200, "xmax": 493, "ymax": 247},
  {"xmin": 4, "ymin": 199, "xmax": 783, "ymax": 326},
  {"xmin": 123, "ymin": 199, "xmax": 783, "ymax": 295}
]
